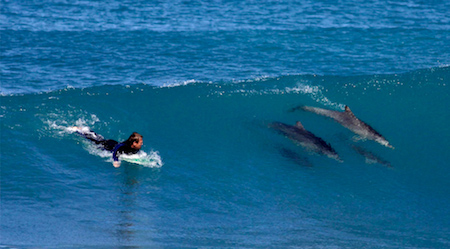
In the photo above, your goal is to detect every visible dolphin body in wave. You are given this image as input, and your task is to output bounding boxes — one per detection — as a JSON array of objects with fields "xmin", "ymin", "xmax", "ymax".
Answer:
[
  {"xmin": 293, "ymin": 105, "xmax": 394, "ymax": 149},
  {"xmin": 351, "ymin": 145, "xmax": 392, "ymax": 167},
  {"xmin": 278, "ymin": 147, "xmax": 313, "ymax": 167},
  {"xmin": 270, "ymin": 121, "xmax": 342, "ymax": 162}
]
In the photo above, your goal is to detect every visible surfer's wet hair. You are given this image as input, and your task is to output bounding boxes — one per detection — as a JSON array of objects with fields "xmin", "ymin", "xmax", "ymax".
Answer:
[{"xmin": 127, "ymin": 132, "xmax": 143, "ymax": 144}]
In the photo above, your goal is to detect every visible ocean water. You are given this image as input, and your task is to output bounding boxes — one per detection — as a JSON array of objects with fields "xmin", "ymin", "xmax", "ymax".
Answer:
[{"xmin": 1, "ymin": 0, "xmax": 449, "ymax": 248}]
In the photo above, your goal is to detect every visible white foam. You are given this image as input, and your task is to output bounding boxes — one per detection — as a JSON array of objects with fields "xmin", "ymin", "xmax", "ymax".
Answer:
[
  {"xmin": 158, "ymin": 79, "xmax": 200, "ymax": 88},
  {"xmin": 121, "ymin": 150, "xmax": 164, "ymax": 168},
  {"xmin": 291, "ymin": 83, "xmax": 345, "ymax": 110},
  {"xmin": 215, "ymin": 82, "xmax": 344, "ymax": 110},
  {"xmin": 42, "ymin": 109, "xmax": 101, "ymax": 136},
  {"xmin": 84, "ymin": 142, "xmax": 112, "ymax": 159}
]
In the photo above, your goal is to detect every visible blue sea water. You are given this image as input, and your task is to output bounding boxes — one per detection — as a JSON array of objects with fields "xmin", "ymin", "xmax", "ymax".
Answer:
[{"xmin": 1, "ymin": 0, "xmax": 449, "ymax": 248}]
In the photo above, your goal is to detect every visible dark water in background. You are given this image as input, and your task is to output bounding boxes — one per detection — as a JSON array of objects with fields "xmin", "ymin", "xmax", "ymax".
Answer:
[
  {"xmin": 1, "ymin": 0, "xmax": 449, "ymax": 247},
  {"xmin": 2, "ymin": 0, "xmax": 449, "ymax": 94}
]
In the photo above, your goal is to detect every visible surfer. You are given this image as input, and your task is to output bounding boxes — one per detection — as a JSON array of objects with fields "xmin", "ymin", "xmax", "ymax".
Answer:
[{"xmin": 73, "ymin": 127, "xmax": 143, "ymax": 168}]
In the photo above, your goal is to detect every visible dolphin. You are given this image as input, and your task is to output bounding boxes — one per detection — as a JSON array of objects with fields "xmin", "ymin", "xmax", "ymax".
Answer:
[
  {"xmin": 278, "ymin": 147, "xmax": 313, "ymax": 167},
  {"xmin": 292, "ymin": 105, "xmax": 394, "ymax": 149},
  {"xmin": 270, "ymin": 121, "xmax": 342, "ymax": 162},
  {"xmin": 351, "ymin": 145, "xmax": 392, "ymax": 167}
]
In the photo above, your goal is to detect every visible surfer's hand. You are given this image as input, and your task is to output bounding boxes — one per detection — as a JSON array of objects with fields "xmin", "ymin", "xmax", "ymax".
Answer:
[{"xmin": 113, "ymin": 161, "xmax": 121, "ymax": 168}]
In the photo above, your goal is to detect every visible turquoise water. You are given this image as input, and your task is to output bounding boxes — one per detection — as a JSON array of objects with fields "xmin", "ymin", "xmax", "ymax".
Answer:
[{"xmin": 1, "ymin": 0, "xmax": 450, "ymax": 248}]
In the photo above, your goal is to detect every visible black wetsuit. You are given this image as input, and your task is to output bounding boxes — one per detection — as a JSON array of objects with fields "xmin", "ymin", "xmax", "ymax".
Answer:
[{"xmin": 77, "ymin": 130, "xmax": 139, "ymax": 162}]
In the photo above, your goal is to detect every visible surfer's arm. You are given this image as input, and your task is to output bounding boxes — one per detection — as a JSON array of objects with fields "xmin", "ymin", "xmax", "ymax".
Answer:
[{"xmin": 112, "ymin": 143, "xmax": 125, "ymax": 167}]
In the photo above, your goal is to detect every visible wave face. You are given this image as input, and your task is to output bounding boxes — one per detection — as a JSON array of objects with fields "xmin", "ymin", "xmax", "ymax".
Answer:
[
  {"xmin": 2, "ymin": 0, "xmax": 450, "ymax": 247},
  {"xmin": 1, "ymin": 67, "xmax": 449, "ymax": 247}
]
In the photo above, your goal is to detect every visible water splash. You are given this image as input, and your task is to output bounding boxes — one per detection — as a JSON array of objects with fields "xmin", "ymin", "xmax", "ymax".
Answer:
[{"xmin": 291, "ymin": 83, "xmax": 345, "ymax": 110}]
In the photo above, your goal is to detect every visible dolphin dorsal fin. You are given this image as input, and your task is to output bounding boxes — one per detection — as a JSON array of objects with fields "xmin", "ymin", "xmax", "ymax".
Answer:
[
  {"xmin": 345, "ymin": 106, "xmax": 355, "ymax": 117},
  {"xmin": 295, "ymin": 121, "xmax": 305, "ymax": 130}
]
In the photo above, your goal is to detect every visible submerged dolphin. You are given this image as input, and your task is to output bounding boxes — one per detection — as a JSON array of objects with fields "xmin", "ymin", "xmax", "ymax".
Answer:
[
  {"xmin": 293, "ymin": 105, "xmax": 394, "ymax": 149},
  {"xmin": 351, "ymin": 145, "xmax": 392, "ymax": 167},
  {"xmin": 270, "ymin": 121, "xmax": 342, "ymax": 162},
  {"xmin": 278, "ymin": 147, "xmax": 313, "ymax": 167}
]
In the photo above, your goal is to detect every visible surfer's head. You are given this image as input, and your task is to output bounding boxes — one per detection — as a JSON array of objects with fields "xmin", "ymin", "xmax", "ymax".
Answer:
[{"xmin": 127, "ymin": 132, "xmax": 143, "ymax": 150}]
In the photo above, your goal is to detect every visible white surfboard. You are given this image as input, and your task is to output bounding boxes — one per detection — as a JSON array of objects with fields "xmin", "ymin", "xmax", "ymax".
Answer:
[{"xmin": 120, "ymin": 151, "xmax": 163, "ymax": 168}]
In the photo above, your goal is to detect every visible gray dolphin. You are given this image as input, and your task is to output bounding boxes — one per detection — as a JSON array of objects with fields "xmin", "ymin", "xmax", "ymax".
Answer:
[
  {"xmin": 351, "ymin": 145, "xmax": 392, "ymax": 167},
  {"xmin": 270, "ymin": 121, "xmax": 342, "ymax": 162},
  {"xmin": 293, "ymin": 105, "xmax": 394, "ymax": 149}
]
